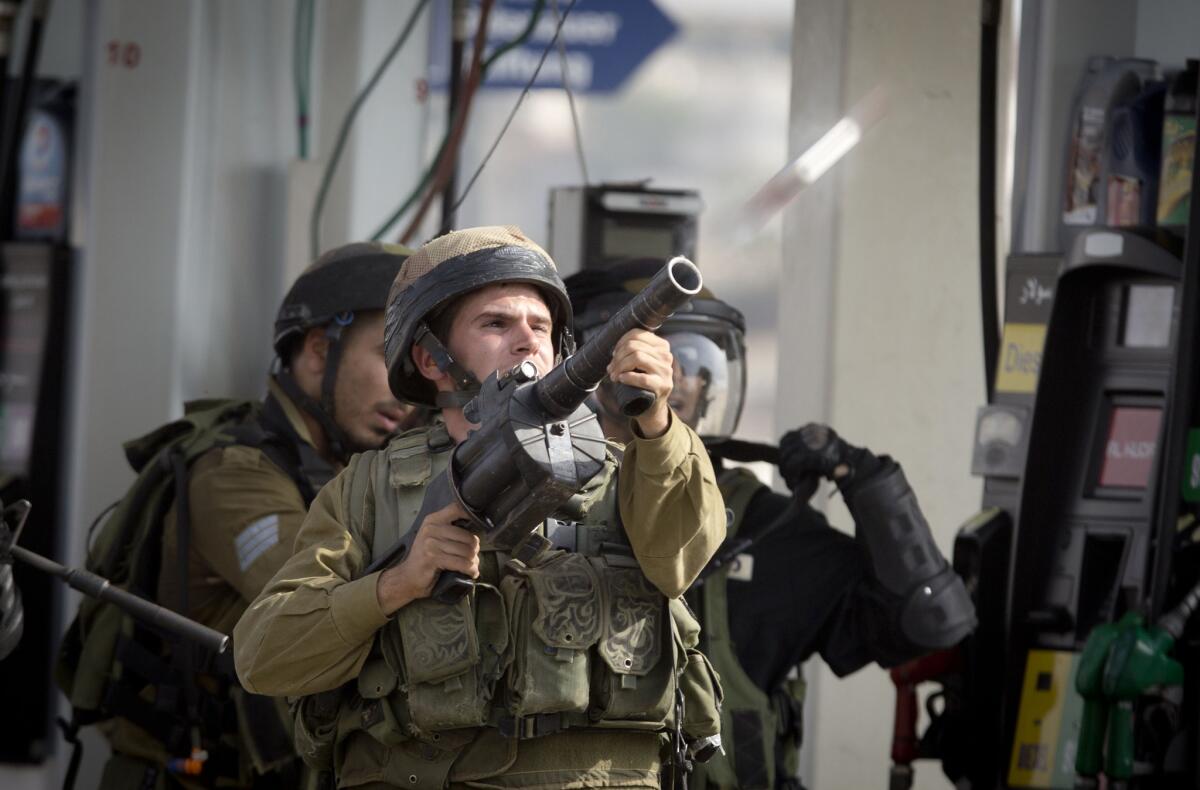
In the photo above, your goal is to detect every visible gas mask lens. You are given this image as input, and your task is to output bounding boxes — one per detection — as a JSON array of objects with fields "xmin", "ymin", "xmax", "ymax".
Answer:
[{"xmin": 663, "ymin": 324, "xmax": 744, "ymax": 441}]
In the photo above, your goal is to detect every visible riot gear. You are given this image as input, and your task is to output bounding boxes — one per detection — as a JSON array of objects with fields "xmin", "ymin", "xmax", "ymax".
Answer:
[
  {"xmin": 383, "ymin": 225, "xmax": 575, "ymax": 408},
  {"xmin": 273, "ymin": 241, "xmax": 411, "ymax": 460},
  {"xmin": 566, "ymin": 258, "xmax": 747, "ymax": 442},
  {"xmin": 666, "ymin": 328, "xmax": 744, "ymax": 439},
  {"xmin": 779, "ymin": 424, "xmax": 978, "ymax": 651},
  {"xmin": 565, "ymin": 265, "xmax": 975, "ymax": 788}
]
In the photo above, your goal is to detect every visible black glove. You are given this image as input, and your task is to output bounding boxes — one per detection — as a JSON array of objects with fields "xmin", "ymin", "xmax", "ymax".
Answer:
[{"xmin": 778, "ymin": 423, "xmax": 865, "ymax": 496}]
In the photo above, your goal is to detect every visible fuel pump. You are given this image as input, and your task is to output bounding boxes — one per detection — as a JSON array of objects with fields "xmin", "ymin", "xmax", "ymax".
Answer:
[
  {"xmin": 1002, "ymin": 228, "xmax": 1192, "ymax": 788},
  {"xmin": 0, "ymin": 11, "xmax": 78, "ymax": 763},
  {"xmin": 894, "ymin": 9, "xmax": 1200, "ymax": 783}
]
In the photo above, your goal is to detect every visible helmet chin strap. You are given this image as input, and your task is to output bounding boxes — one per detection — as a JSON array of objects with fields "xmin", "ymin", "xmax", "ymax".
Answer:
[
  {"xmin": 275, "ymin": 314, "xmax": 359, "ymax": 463},
  {"xmin": 415, "ymin": 323, "xmax": 482, "ymax": 409},
  {"xmin": 274, "ymin": 368, "xmax": 355, "ymax": 462}
]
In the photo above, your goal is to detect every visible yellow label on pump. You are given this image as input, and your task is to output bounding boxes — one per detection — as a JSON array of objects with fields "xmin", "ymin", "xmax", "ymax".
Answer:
[
  {"xmin": 1008, "ymin": 650, "xmax": 1083, "ymax": 788},
  {"xmin": 995, "ymin": 323, "xmax": 1047, "ymax": 394}
]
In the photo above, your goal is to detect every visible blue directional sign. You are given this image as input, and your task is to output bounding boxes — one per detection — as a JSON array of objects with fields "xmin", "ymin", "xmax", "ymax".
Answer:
[{"xmin": 428, "ymin": 0, "xmax": 678, "ymax": 94}]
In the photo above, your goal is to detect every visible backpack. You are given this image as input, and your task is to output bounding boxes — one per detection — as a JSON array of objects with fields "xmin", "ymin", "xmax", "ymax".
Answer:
[{"xmin": 53, "ymin": 397, "xmax": 315, "ymax": 786}]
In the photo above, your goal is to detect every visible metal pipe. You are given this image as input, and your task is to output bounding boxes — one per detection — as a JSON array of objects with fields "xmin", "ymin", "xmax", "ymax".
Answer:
[
  {"xmin": 11, "ymin": 545, "xmax": 229, "ymax": 655},
  {"xmin": 440, "ymin": 0, "xmax": 467, "ymax": 234}
]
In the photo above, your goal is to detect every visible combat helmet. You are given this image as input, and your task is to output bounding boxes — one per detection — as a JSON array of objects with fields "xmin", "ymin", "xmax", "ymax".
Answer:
[
  {"xmin": 384, "ymin": 226, "xmax": 574, "ymax": 408},
  {"xmin": 273, "ymin": 241, "xmax": 412, "ymax": 459}
]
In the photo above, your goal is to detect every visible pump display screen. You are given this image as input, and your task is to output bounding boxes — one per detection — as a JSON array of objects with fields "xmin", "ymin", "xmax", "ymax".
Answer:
[
  {"xmin": 0, "ymin": 260, "xmax": 51, "ymax": 476},
  {"xmin": 602, "ymin": 219, "xmax": 675, "ymax": 259},
  {"xmin": 1120, "ymin": 284, "xmax": 1173, "ymax": 348},
  {"xmin": 1097, "ymin": 406, "xmax": 1162, "ymax": 489}
]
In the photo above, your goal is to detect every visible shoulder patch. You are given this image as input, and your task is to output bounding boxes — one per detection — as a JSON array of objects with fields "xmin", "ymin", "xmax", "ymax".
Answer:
[{"xmin": 235, "ymin": 514, "xmax": 280, "ymax": 571}]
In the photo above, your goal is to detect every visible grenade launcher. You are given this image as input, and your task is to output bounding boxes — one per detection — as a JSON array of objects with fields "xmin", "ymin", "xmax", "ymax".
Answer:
[{"xmin": 365, "ymin": 256, "xmax": 703, "ymax": 601}]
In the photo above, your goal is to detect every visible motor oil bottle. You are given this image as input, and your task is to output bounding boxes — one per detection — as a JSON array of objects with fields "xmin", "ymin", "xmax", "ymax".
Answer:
[
  {"xmin": 1061, "ymin": 57, "xmax": 1159, "ymax": 248},
  {"xmin": 1156, "ymin": 59, "xmax": 1197, "ymax": 231},
  {"xmin": 1105, "ymin": 80, "xmax": 1166, "ymax": 227}
]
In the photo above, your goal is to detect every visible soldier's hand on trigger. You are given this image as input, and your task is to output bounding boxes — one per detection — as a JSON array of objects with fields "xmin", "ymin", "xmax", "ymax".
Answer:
[
  {"xmin": 608, "ymin": 328, "xmax": 675, "ymax": 439},
  {"xmin": 375, "ymin": 502, "xmax": 480, "ymax": 616},
  {"xmin": 778, "ymin": 423, "xmax": 858, "ymax": 496}
]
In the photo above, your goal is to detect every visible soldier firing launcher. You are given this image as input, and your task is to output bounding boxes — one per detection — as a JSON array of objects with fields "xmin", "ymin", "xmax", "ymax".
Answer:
[{"xmin": 366, "ymin": 256, "xmax": 704, "ymax": 601}]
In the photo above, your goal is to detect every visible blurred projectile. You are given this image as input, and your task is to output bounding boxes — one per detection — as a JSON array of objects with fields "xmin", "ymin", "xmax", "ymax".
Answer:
[{"xmin": 733, "ymin": 85, "xmax": 888, "ymax": 243}]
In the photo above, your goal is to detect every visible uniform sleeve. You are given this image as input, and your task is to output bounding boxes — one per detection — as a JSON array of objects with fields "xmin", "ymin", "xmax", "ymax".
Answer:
[
  {"xmin": 186, "ymin": 446, "xmax": 309, "ymax": 604},
  {"xmin": 618, "ymin": 412, "xmax": 725, "ymax": 598},
  {"xmin": 233, "ymin": 465, "xmax": 391, "ymax": 697}
]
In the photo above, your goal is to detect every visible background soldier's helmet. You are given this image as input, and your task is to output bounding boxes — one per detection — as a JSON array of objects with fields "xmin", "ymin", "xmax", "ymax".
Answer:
[
  {"xmin": 272, "ymin": 241, "xmax": 412, "ymax": 459},
  {"xmin": 565, "ymin": 259, "xmax": 747, "ymax": 441},
  {"xmin": 274, "ymin": 241, "xmax": 413, "ymax": 361},
  {"xmin": 384, "ymin": 225, "xmax": 574, "ymax": 407}
]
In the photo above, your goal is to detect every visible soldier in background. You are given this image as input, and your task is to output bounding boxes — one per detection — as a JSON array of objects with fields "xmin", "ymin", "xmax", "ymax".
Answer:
[
  {"xmin": 61, "ymin": 243, "xmax": 419, "ymax": 789},
  {"xmin": 565, "ymin": 260, "xmax": 976, "ymax": 789}
]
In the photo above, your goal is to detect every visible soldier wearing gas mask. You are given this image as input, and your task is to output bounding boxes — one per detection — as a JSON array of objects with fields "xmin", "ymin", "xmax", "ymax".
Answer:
[{"xmin": 565, "ymin": 260, "xmax": 976, "ymax": 790}]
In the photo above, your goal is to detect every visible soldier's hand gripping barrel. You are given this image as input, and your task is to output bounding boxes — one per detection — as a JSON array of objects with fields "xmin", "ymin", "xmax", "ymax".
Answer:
[
  {"xmin": 367, "ymin": 256, "xmax": 703, "ymax": 601},
  {"xmin": 537, "ymin": 255, "xmax": 703, "ymax": 417}
]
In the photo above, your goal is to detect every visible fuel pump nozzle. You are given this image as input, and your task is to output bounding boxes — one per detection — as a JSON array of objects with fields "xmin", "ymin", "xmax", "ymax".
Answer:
[{"xmin": 1074, "ymin": 578, "xmax": 1200, "ymax": 787}]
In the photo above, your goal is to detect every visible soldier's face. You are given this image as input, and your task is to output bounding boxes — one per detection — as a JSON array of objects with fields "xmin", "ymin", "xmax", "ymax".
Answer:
[
  {"xmin": 669, "ymin": 358, "xmax": 705, "ymax": 428},
  {"xmin": 444, "ymin": 284, "xmax": 556, "ymax": 387},
  {"xmin": 332, "ymin": 311, "xmax": 411, "ymax": 450}
]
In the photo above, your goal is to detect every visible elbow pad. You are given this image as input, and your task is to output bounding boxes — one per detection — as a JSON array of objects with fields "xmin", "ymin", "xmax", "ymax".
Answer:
[
  {"xmin": 0, "ymin": 563, "xmax": 22, "ymax": 661},
  {"xmin": 844, "ymin": 463, "xmax": 977, "ymax": 650}
]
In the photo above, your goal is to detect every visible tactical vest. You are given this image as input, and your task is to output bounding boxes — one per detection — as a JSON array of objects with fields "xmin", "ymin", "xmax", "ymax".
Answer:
[
  {"xmin": 54, "ymin": 397, "xmax": 323, "ymax": 789},
  {"xmin": 293, "ymin": 425, "xmax": 724, "ymax": 788},
  {"xmin": 689, "ymin": 467, "xmax": 807, "ymax": 790}
]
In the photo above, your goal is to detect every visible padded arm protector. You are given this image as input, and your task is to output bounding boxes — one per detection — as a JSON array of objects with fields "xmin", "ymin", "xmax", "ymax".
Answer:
[
  {"xmin": 0, "ymin": 561, "xmax": 22, "ymax": 661},
  {"xmin": 843, "ymin": 462, "xmax": 977, "ymax": 650}
]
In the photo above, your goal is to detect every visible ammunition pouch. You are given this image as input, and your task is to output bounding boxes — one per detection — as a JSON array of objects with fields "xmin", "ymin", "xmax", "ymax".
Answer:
[
  {"xmin": 327, "ymin": 550, "xmax": 722, "ymax": 771},
  {"xmin": 320, "ymin": 427, "xmax": 724, "ymax": 783},
  {"xmin": 292, "ymin": 691, "xmax": 339, "ymax": 772},
  {"xmin": 388, "ymin": 584, "xmax": 509, "ymax": 733},
  {"xmin": 592, "ymin": 559, "xmax": 676, "ymax": 726},
  {"xmin": 680, "ymin": 648, "xmax": 724, "ymax": 743},
  {"xmin": 503, "ymin": 551, "xmax": 601, "ymax": 718}
]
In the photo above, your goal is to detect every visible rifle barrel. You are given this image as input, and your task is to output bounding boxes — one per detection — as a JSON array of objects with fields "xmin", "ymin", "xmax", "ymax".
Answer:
[{"xmin": 11, "ymin": 545, "xmax": 230, "ymax": 655}]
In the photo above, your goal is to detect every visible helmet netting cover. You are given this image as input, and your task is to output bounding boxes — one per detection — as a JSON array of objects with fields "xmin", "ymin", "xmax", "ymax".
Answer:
[{"xmin": 389, "ymin": 225, "xmax": 556, "ymax": 300}]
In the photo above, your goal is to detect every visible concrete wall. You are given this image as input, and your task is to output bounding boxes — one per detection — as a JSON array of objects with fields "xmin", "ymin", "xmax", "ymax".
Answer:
[
  {"xmin": 0, "ymin": 2, "xmax": 429, "ymax": 788},
  {"xmin": 779, "ymin": 0, "xmax": 985, "ymax": 788}
]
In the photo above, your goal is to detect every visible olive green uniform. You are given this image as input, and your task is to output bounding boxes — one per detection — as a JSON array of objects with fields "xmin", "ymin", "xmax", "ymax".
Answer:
[
  {"xmin": 157, "ymin": 378, "xmax": 321, "ymax": 634},
  {"xmin": 234, "ymin": 414, "xmax": 725, "ymax": 788},
  {"xmin": 102, "ymin": 379, "xmax": 329, "ymax": 787}
]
